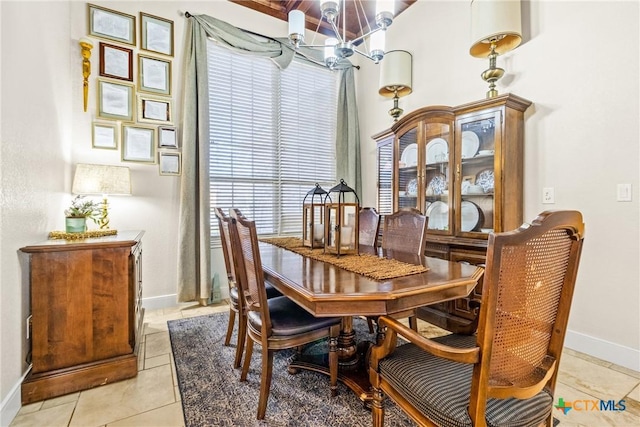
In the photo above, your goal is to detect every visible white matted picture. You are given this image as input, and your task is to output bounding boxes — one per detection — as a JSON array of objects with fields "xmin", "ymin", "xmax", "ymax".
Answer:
[
  {"xmin": 140, "ymin": 12, "xmax": 174, "ymax": 56},
  {"xmin": 122, "ymin": 124, "xmax": 156, "ymax": 163},
  {"xmin": 99, "ymin": 42, "xmax": 133, "ymax": 81},
  {"xmin": 158, "ymin": 126, "xmax": 177, "ymax": 148},
  {"xmin": 159, "ymin": 151, "xmax": 181, "ymax": 176},
  {"xmin": 88, "ymin": 4, "xmax": 136, "ymax": 46},
  {"xmin": 92, "ymin": 122, "xmax": 118, "ymax": 149},
  {"xmin": 138, "ymin": 54, "xmax": 171, "ymax": 95},
  {"xmin": 98, "ymin": 79, "xmax": 134, "ymax": 121},
  {"xmin": 137, "ymin": 95, "xmax": 172, "ymax": 124}
]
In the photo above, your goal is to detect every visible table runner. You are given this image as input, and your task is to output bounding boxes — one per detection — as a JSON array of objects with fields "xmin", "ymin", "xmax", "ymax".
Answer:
[{"xmin": 260, "ymin": 237, "xmax": 428, "ymax": 281}]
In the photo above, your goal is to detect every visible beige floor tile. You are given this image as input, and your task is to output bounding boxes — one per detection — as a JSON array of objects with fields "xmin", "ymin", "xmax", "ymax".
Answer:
[
  {"xmin": 144, "ymin": 312, "xmax": 182, "ymax": 334},
  {"xmin": 558, "ymin": 352, "xmax": 639, "ymax": 400},
  {"xmin": 610, "ymin": 363, "xmax": 640, "ymax": 380},
  {"xmin": 145, "ymin": 353, "xmax": 171, "ymax": 370},
  {"xmin": 40, "ymin": 392, "xmax": 80, "ymax": 410},
  {"xmin": 174, "ymin": 386, "xmax": 182, "ymax": 402},
  {"xmin": 144, "ymin": 331, "xmax": 172, "ymax": 359},
  {"xmin": 563, "ymin": 347, "xmax": 613, "ymax": 368},
  {"xmin": 15, "ymin": 402, "xmax": 42, "ymax": 416},
  {"xmin": 553, "ymin": 382, "xmax": 640, "ymax": 426},
  {"xmin": 10, "ymin": 402, "xmax": 75, "ymax": 427},
  {"xmin": 69, "ymin": 365, "xmax": 176, "ymax": 427},
  {"xmin": 106, "ymin": 402, "xmax": 184, "ymax": 427}
]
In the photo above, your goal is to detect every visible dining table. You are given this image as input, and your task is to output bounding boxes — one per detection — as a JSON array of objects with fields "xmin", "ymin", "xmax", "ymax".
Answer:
[{"xmin": 258, "ymin": 241, "xmax": 484, "ymax": 403}]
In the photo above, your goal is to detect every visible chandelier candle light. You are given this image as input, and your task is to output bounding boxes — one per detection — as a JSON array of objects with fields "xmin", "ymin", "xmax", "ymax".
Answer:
[
  {"xmin": 71, "ymin": 163, "xmax": 132, "ymax": 229},
  {"xmin": 288, "ymin": 0, "xmax": 395, "ymax": 70},
  {"xmin": 470, "ymin": 0, "xmax": 522, "ymax": 98}
]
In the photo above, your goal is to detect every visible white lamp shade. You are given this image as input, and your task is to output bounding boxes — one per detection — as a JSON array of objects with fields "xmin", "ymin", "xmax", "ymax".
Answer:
[
  {"xmin": 72, "ymin": 164, "xmax": 132, "ymax": 195},
  {"xmin": 288, "ymin": 10, "xmax": 305, "ymax": 36},
  {"xmin": 369, "ymin": 30, "xmax": 385, "ymax": 53},
  {"xmin": 378, "ymin": 50, "xmax": 412, "ymax": 98},
  {"xmin": 470, "ymin": 0, "xmax": 522, "ymax": 57},
  {"xmin": 324, "ymin": 37, "xmax": 338, "ymax": 60}
]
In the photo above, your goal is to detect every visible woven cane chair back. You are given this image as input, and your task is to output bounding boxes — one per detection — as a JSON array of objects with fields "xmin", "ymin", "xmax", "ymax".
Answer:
[
  {"xmin": 359, "ymin": 207, "xmax": 381, "ymax": 247},
  {"xmin": 382, "ymin": 208, "xmax": 428, "ymax": 255}
]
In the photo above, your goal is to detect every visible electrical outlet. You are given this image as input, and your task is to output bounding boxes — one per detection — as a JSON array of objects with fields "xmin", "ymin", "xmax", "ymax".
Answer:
[
  {"xmin": 617, "ymin": 183, "xmax": 632, "ymax": 202},
  {"xmin": 542, "ymin": 187, "xmax": 555, "ymax": 204}
]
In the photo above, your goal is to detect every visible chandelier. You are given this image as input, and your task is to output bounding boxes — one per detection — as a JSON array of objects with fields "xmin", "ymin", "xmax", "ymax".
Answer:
[{"xmin": 288, "ymin": 0, "xmax": 395, "ymax": 70}]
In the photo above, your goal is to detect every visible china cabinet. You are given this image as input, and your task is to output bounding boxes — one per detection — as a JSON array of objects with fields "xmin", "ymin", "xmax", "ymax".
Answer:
[
  {"xmin": 19, "ymin": 231, "xmax": 144, "ymax": 403},
  {"xmin": 374, "ymin": 94, "xmax": 531, "ymax": 333}
]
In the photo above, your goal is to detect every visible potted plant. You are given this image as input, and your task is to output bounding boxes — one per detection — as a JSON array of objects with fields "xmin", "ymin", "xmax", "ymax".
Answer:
[{"xmin": 64, "ymin": 195, "xmax": 99, "ymax": 233}]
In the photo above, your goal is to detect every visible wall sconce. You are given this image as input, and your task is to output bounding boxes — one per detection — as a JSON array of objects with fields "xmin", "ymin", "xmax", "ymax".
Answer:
[
  {"xmin": 302, "ymin": 183, "xmax": 330, "ymax": 248},
  {"xmin": 470, "ymin": 0, "xmax": 522, "ymax": 98},
  {"xmin": 324, "ymin": 179, "xmax": 360, "ymax": 257},
  {"xmin": 72, "ymin": 163, "xmax": 132, "ymax": 229},
  {"xmin": 379, "ymin": 50, "xmax": 413, "ymax": 122},
  {"xmin": 79, "ymin": 37, "xmax": 94, "ymax": 112}
]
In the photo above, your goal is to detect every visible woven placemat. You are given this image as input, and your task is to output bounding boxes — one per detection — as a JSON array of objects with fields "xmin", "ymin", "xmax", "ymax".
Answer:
[
  {"xmin": 260, "ymin": 237, "xmax": 427, "ymax": 281},
  {"xmin": 48, "ymin": 229, "xmax": 118, "ymax": 240}
]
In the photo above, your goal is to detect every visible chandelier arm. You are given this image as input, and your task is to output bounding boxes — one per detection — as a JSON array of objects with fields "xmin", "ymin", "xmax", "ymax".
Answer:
[
  {"xmin": 326, "ymin": 17, "xmax": 345, "ymax": 43},
  {"xmin": 352, "ymin": 47, "xmax": 376, "ymax": 61},
  {"xmin": 350, "ymin": 26, "xmax": 383, "ymax": 46}
]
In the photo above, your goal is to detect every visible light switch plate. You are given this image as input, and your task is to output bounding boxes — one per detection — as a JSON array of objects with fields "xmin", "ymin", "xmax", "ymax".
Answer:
[{"xmin": 617, "ymin": 183, "xmax": 632, "ymax": 202}]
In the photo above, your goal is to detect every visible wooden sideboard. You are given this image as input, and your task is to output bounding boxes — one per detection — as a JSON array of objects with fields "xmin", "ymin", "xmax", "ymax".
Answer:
[{"xmin": 19, "ymin": 230, "xmax": 144, "ymax": 404}]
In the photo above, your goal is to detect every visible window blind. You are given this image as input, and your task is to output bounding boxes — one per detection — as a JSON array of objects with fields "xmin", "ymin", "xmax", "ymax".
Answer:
[{"xmin": 207, "ymin": 40, "xmax": 337, "ymax": 244}]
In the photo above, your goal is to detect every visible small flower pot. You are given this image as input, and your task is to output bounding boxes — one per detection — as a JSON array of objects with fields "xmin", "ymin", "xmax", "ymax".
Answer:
[{"xmin": 65, "ymin": 217, "xmax": 87, "ymax": 233}]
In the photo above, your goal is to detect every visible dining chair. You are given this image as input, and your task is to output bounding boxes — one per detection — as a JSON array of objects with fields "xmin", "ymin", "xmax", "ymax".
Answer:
[
  {"xmin": 369, "ymin": 210, "xmax": 585, "ymax": 427},
  {"xmin": 359, "ymin": 207, "xmax": 381, "ymax": 247},
  {"xmin": 213, "ymin": 207, "xmax": 280, "ymax": 369},
  {"xmin": 381, "ymin": 208, "xmax": 428, "ymax": 255},
  {"xmin": 380, "ymin": 208, "xmax": 428, "ymax": 330},
  {"xmin": 229, "ymin": 209, "xmax": 342, "ymax": 420}
]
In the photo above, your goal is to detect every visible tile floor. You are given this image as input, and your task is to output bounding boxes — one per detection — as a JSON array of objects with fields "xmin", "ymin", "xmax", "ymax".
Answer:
[{"xmin": 10, "ymin": 302, "xmax": 640, "ymax": 427}]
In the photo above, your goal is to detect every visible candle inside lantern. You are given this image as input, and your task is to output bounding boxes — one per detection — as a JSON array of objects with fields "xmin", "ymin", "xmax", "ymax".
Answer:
[
  {"xmin": 340, "ymin": 226, "xmax": 353, "ymax": 247},
  {"xmin": 313, "ymin": 223, "xmax": 324, "ymax": 243}
]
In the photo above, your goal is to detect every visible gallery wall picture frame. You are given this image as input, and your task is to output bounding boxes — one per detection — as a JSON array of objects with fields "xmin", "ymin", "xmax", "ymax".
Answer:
[
  {"xmin": 138, "ymin": 54, "xmax": 171, "ymax": 95},
  {"xmin": 99, "ymin": 42, "xmax": 133, "ymax": 81},
  {"xmin": 137, "ymin": 95, "xmax": 172, "ymax": 124},
  {"xmin": 92, "ymin": 121, "xmax": 119, "ymax": 150},
  {"xmin": 88, "ymin": 4, "xmax": 136, "ymax": 46},
  {"xmin": 158, "ymin": 126, "xmax": 178, "ymax": 148},
  {"xmin": 97, "ymin": 79, "xmax": 135, "ymax": 121},
  {"xmin": 159, "ymin": 151, "xmax": 181, "ymax": 176},
  {"xmin": 122, "ymin": 124, "xmax": 156, "ymax": 163},
  {"xmin": 140, "ymin": 12, "xmax": 174, "ymax": 57}
]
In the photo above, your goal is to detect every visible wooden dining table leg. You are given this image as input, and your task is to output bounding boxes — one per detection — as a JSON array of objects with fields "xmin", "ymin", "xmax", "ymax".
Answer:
[{"xmin": 337, "ymin": 316, "xmax": 360, "ymax": 368}]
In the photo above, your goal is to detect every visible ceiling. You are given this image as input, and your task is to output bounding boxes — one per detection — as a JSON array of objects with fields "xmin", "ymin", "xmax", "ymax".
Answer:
[{"xmin": 229, "ymin": 0, "xmax": 417, "ymax": 41}]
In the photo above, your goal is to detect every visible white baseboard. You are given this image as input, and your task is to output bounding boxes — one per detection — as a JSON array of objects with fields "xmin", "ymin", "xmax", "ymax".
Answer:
[
  {"xmin": 141, "ymin": 294, "xmax": 179, "ymax": 311},
  {"xmin": 564, "ymin": 329, "xmax": 640, "ymax": 372},
  {"xmin": 1, "ymin": 368, "xmax": 30, "ymax": 427}
]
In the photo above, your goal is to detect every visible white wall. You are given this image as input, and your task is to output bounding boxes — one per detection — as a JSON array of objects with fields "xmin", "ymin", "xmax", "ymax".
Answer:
[
  {"xmin": 357, "ymin": 0, "xmax": 640, "ymax": 370},
  {"xmin": 1, "ymin": 0, "xmax": 638, "ymax": 424}
]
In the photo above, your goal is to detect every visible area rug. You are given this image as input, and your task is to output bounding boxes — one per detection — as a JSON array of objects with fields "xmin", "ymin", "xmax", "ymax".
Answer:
[{"xmin": 168, "ymin": 312, "xmax": 415, "ymax": 426}]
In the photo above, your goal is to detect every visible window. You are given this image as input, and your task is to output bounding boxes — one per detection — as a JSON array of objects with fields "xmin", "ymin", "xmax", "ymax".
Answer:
[{"xmin": 207, "ymin": 41, "xmax": 337, "ymax": 243}]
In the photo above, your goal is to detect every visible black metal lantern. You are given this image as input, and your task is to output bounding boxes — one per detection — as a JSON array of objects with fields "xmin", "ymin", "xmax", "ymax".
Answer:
[
  {"xmin": 302, "ymin": 183, "xmax": 330, "ymax": 248},
  {"xmin": 324, "ymin": 179, "xmax": 360, "ymax": 256}
]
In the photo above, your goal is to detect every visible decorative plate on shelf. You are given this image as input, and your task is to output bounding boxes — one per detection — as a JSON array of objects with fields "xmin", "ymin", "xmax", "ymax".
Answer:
[
  {"xmin": 426, "ymin": 138, "xmax": 448, "ymax": 164},
  {"xmin": 426, "ymin": 201, "xmax": 448, "ymax": 230},
  {"xmin": 406, "ymin": 178, "xmax": 418, "ymax": 196},
  {"xmin": 400, "ymin": 143, "xmax": 418, "ymax": 167},
  {"xmin": 427, "ymin": 173, "xmax": 447, "ymax": 196},
  {"xmin": 461, "ymin": 131, "xmax": 480, "ymax": 159},
  {"xmin": 461, "ymin": 201, "xmax": 484, "ymax": 232},
  {"xmin": 476, "ymin": 168, "xmax": 495, "ymax": 193}
]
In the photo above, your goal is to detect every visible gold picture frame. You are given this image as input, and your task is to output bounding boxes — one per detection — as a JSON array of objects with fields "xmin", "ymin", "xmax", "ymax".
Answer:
[
  {"xmin": 97, "ymin": 79, "xmax": 135, "ymax": 122},
  {"xmin": 158, "ymin": 151, "xmax": 181, "ymax": 176},
  {"xmin": 140, "ymin": 12, "xmax": 174, "ymax": 57},
  {"xmin": 92, "ymin": 121, "xmax": 119, "ymax": 150},
  {"xmin": 122, "ymin": 124, "xmax": 156, "ymax": 163},
  {"xmin": 138, "ymin": 54, "xmax": 171, "ymax": 95},
  {"xmin": 137, "ymin": 95, "xmax": 172, "ymax": 124},
  {"xmin": 88, "ymin": 4, "xmax": 136, "ymax": 46}
]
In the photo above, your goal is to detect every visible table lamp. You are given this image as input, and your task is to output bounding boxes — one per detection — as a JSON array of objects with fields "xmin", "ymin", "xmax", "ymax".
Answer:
[
  {"xmin": 379, "ymin": 50, "xmax": 412, "ymax": 121},
  {"xmin": 72, "ymin": 163, "xmax": 132, "ymax": 229},
  {"xmin": 470, "ymin": 0, "xmax": 522, "ymax": 98}
]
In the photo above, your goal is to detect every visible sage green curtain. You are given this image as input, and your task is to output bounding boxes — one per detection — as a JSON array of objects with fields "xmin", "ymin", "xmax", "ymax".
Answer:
[
  {"xmin": 335, "ymin": 67, "xmax": 362, "ymax": 198},
  {"xmin": 177, "ymin": 13, "xmax": 361, "ymax": 302}
]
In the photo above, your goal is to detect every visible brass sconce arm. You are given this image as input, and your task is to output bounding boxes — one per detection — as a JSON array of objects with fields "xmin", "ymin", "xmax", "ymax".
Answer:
[{"xmin": 79, "ymin": 37, "xmax": 93, "ymax": 112}]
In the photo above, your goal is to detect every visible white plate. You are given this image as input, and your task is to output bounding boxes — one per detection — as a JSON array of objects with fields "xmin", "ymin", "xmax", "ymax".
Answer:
[
  {"xmin": 400, "ymin": 143, "xmax": 418, "ymax": 167},
  {"xmin": 461, "ymin": 131, "xmax": 480, "ymax": 159},
  {"xmin": 461, "ymin": 201, "xmax": 482, "ymax": 232},
  {"xmin": 426, "ymin": 138, "xmax": 448, "ymax": 164},
  {"xmin": 426, "ymin": 201, "xmax": 448, "ymax": 230}
]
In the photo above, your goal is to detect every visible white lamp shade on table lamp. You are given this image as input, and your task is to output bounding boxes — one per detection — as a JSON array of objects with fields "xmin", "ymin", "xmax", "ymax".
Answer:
[
  {"xmin": 378, "ymin": 50, "xmax": 413, "ymax": 97},
  {"xmin": 72, "ymin": 164, "xmax": 132, "ymax": 196},
  {"xmin": 470, "ymin": 0, "xmax": 522, "ymax": 57}
]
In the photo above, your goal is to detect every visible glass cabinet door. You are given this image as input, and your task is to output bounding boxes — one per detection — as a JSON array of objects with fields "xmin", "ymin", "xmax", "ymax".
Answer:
[
  {"xmin": 456, "ymin": 111, "xmax": 501, "ymax": 236},
  {"xmin": 397, "ymin": 127, "xmax": 419, "ymax": 210},
  {"xmin": 424, "ymin": 122, "xmax": 452, "ymax": 233}
]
